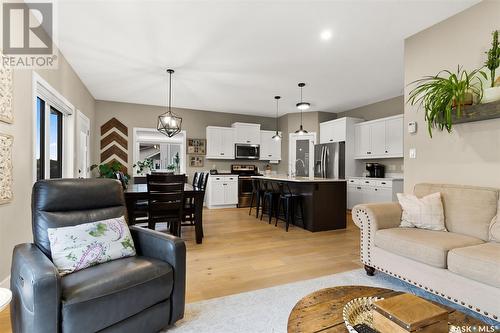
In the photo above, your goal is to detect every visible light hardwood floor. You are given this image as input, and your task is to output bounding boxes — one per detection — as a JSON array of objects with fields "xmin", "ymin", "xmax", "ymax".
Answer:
[{"xmin": 0, "ymin": 209, "xmax": 360, "ymax": 332}]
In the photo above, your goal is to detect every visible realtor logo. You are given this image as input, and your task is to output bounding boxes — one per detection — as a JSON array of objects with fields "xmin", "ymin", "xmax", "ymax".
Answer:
[{"xmin": 1, "ymin": 2, "xmax": 57, "ymax": 68}]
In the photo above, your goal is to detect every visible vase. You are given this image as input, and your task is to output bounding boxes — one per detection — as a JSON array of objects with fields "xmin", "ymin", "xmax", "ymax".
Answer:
[{"xmin": 482, "ymin": 86, "xmax": 500, "ymax": 104}]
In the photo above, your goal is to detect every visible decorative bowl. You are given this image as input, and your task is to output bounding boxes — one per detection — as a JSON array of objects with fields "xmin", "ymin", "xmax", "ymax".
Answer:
[{"xmin": 342, "ymin": 296, "xmax": 384, "ymax": 333}]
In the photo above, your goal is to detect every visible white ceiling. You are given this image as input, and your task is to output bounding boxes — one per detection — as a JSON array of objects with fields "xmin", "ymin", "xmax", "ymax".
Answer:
[{"xmin": 56, "ymin": 0, "xmax": 478, "ymax": 117}]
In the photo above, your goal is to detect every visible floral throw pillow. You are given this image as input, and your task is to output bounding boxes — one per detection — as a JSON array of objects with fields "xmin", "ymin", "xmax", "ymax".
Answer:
[{"xmin": 48, "ymin": 216, "xmax": 136, "ymax": 275}]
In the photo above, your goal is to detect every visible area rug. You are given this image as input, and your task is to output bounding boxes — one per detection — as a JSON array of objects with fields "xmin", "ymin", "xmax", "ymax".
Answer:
[{"xmin": 166, "ymin": 269, "xmax": 498, "ymax": 333}]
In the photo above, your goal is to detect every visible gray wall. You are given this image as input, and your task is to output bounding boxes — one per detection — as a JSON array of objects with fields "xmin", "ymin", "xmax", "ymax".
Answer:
[
  {"xmin": 95, "ymin": 101, "xmax": 279, "ymax": 179},
  {"xmin": 338, "ymin": 96, "xmax": 405, "ymax": 175},
  {"xmin": 0, "ymin": 54, "xmax": 96, "ymax": 284},
  {"xmin": 404, "ymin": 0, "xmax": 500, "ymax": 191}
]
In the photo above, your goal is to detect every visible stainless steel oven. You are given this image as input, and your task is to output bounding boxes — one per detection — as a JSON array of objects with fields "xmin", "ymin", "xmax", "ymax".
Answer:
[
  {"xmin": 235, "ymin": 144, "xmax": 260, "ymax": 160},
  {"xmin": 231, "ymin": 164, "xmax": 260, "ymax": 208}
]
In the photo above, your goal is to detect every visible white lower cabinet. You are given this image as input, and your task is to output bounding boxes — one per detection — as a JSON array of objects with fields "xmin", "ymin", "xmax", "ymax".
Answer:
[
  {"xmin": 347, "ymin": 177, "xmax": 403, "ymax": 209},
  {"xmin": 206, "ymin": 175, "xmax": 238, "ymax": 208}
]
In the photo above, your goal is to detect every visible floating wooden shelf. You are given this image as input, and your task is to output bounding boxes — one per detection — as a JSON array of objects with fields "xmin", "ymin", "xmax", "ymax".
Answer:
[{"xmin": 452, "ymin": 100, "xmax": 500, "ymax": 124}]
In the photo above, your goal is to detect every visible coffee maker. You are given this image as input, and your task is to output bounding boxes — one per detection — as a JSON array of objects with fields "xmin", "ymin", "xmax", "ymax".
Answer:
[{"xmin": 366, "ymin": 163, "xmax": 385, "ymax": 178}]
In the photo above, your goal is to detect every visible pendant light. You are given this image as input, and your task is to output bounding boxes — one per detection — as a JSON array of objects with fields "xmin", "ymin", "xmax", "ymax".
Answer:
[
  {"xmin": 157, "ymin": 69, "xmax": 182, "ymax": 137},
  {"xmin": 295, "ymin": 82, "xmax": 309, "ymax": 134},
  {"xmin": 272, "ymin": 96, "xmax": 282, "ymax": 141}
]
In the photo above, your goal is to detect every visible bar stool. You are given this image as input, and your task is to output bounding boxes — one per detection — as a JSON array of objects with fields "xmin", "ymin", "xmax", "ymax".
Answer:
[
  {"xmin": 260, "ymin": 181, "xmax": 280, "ymax": 223},
  {"xmin": 249, "ymin": 178, "xmax": 264, "ymax": 217},
  {"xmin": 275, "ymin": 183, "xmax": 304, "ymax": 231}
]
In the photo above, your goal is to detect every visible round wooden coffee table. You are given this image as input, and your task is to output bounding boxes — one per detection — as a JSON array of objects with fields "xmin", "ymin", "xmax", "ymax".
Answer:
[{"xmin": 287, "ymin": 285, "xmax": 486, "ymax": 333}]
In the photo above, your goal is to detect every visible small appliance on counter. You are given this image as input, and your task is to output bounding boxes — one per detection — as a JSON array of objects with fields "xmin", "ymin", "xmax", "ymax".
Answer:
[{"xmin": 366, "ymin": 163, "xmax": 385, "ymax": 178}]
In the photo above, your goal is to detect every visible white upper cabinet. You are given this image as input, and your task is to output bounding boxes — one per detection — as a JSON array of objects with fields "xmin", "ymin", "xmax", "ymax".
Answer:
[
  {"xmin": 206, "ymin": 126, "xmax": 235, "ymax": 159},
  {"xmin": 354, "ymin": 115, "xmax": 403, "ymax": 159},
  {"xmin": 232, "ymin": 122, "xmax": 261, "ymax": 144},
  {"xmin": 320, "ymin": 118, "xmax": 347, "ymax": 143},
  {"xmin": 260, "ymin": 130, "xmax": 281, "ymax": 161},
  {"xmin": 384, "ymin": 116, "xmax": 404, "ymax": 156}
]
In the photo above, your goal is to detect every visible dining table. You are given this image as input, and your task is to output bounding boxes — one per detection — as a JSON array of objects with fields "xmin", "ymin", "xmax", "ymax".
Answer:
[{"xmin": 124, "ymin": 183, "xmax": 205, "ymax": 244}]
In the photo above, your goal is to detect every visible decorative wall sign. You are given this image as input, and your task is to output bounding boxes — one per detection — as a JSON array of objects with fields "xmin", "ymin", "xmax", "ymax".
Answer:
[
  {"xmin": 187, "ymin": 138, "xmax": 206, "ymax": 155},
  {"xmin": 0, "ymin": 58, "xmax": 13, "ymax": 124},
  {"xmin": 0, "ymin": 133, "xmax": 13, "ymax": 204},
  {"xmin": 100, "ymin": 118, "xmax": 128, "ymax": 170},
  {"xmin": 189, "ymin": 156, "xmax": 204, "ymax": 167}
]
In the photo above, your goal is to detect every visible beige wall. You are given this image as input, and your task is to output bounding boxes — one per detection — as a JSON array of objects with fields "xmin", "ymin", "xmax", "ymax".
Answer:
[
  {"xmin": 404, "ymin": 0, "xmax": 500, "ymax": 192},
  {"xmin": 338, "ymin": 96, "xmax": 403, "ymax": 121},
  {"xmin": 340, "ymin": 96, "xmax": 405, "ymax": 175},
  {"xmin": 0, "ymin": 54, "xmax": 96, "ymax": 284},
  {"xmin": 276, "ymin": 111, "xmax": 337, "ymax": 173},
  {"xmin": 94, "ymin": 101, "xmax": 279, "ymax": 179}
]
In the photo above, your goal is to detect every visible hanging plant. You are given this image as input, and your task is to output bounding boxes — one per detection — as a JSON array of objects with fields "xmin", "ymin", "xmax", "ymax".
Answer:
[{"xmin": 407, "ymin": 66, "xmax": 486, "ymax": 137}]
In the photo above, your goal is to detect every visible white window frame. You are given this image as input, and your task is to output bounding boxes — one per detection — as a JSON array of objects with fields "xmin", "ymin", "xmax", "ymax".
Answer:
[
  {"xmin": 132, "ymin": 128, "xmax": 187, "ymax": 175},
  {"xmin": 32, "ymin": 72, "xmax": 75, "ymax": 183}
]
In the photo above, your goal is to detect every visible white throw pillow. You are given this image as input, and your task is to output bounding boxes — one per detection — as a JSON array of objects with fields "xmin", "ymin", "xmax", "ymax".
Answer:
[
  {"xmin": 489, "ymin": 215, "xmax": 500, "ymax": 242},
  {"xmin": 48, "ymin": 216, "xmax": 136, "ymax": 275},
  {"xmin": 397, "ymin": 192, "xmax": 447, "ymax": 231}
]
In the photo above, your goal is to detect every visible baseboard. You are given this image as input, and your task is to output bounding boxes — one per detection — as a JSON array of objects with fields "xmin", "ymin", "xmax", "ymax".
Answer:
[{"xmin": 0, "ymin": 275, "xmax": 10, "ymax": 289}]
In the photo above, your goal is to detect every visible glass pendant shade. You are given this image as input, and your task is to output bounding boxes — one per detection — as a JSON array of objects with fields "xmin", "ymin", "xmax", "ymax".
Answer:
[
  {"xmin": 296, "ymin": 102, "xmax": 310, "ymax": 110},
  {"xmin": 272, "ymin": 95, "xmax": 282, "ymax": 140},
  {"xmin": 157, "ymin": 69, "xmax": 182, "ymax": 137}
]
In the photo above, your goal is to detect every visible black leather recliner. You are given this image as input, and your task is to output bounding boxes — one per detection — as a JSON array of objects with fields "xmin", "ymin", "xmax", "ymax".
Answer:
[{"xmin": 10, "ymin": 178, "xmax": 186, "ymax": 333}]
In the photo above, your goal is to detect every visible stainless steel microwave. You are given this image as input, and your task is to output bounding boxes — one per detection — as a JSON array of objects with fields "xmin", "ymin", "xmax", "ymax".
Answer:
[{"xmin": 235, "ymin": 144, "xmax": 260, "ymax": 159}]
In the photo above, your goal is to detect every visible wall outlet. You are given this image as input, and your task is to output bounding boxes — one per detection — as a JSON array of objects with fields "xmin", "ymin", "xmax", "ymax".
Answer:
[{"xmin": 409, "ymin": 148, "xmax": 417, "ymax": 159}]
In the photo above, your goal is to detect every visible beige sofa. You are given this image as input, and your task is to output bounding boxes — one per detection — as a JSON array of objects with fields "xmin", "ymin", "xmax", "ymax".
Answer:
[{"xmin": 352, "ymin": 183, "xmax": 500, "ymax": 322}]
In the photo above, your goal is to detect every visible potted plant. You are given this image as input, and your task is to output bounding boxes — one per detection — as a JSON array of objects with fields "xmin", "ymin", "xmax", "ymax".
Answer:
[
  {"xmin": 133, "ymin": 158, "xmax": 154, "ymax": 175},
  {"xmin": 167, "ymin": 164, "xmax": 176, "ymax": 173},
  {"xmin": 482, "ymin": 30, "xmax": 500, "ymax": 103},
  {"xmin": 173, "ymin": 152, "xmax": 180, "ymax": 173},
  {"xmin": 408, "ymin": 66, "xmax": 486, "ymax": 137},
  {"xmin": 90, "ymin": 161, "xmax": 130, "ymax": 187}
]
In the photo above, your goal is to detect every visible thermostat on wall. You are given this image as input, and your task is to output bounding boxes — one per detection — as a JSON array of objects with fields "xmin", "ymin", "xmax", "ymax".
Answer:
[{"xmin": 408, "ymin": 121, "xmax": 417, "ymax": 134}]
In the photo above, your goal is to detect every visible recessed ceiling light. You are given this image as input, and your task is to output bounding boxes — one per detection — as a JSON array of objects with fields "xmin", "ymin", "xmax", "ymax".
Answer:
[{"xmin": 320, "ymin": 29, "xmax": 332, "ymax": 41}]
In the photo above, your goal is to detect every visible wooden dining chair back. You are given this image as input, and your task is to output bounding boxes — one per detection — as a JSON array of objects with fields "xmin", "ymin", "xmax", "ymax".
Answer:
[
  {"xmin": 192, "ymin": 172, "xmax": 200, "ymax": 187},
  {"xmin": 200, "ymin": 173, "xmax": 209, "ymax": 190},
  {"xmin": 146, "ymin": 174, "xmax": 185, "ymax": 235},
  {"xmin": 196, "ymin": 172, "xmax": 206, "ymax": 189}
]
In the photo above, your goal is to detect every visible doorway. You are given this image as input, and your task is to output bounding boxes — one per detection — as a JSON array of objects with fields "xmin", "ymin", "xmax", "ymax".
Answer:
[
  {"xmin": 289, "ymin": 132, "xmax": 316, "ymax": 177},
  {"xmin": 76, "ymin": 111, "xmax": 91, "ymax": 178}
]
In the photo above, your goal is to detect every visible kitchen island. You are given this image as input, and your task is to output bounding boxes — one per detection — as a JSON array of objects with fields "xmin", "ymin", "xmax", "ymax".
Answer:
[{"xmin": 252, "ymin": 175, "xmax": 347, "ymax": 232}]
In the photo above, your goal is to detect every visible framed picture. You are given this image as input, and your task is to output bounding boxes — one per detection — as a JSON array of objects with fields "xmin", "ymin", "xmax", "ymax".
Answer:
[
  {"xmin": 0, "ymin": 133, "xmax": 13, "ymax": 204},
  {"xmin": 189, "ymin": 155, "xmax": 204, "ymax": 167},
  {"xmin": 187, "ymin": 138, "xmax": 206, "ymax": 155},
  {"xmin": 0, "ymin": 60, "xmax": 13, "ymax": 124}
]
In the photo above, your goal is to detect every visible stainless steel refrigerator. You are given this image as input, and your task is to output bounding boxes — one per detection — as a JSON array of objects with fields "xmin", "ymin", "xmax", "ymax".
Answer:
[{"xmin": 314, "ymin": 142, "xmax": 345, "ymax": 179}]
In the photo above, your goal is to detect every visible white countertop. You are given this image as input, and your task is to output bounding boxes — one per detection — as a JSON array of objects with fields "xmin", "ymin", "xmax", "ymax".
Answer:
[
  {"xmin": 348, "ymin": 176, "xmax": 404, "ymax": 181},
  {"xmin": 252, "ymin": 175, "xmax": 346, "ymax": 183}
]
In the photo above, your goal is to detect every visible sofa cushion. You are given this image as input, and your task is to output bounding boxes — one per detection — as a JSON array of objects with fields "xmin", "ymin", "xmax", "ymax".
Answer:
[
  {"xmin": 414, "ymin": 183, "xmax": 499, "ymax": 241},
  {"xmin": 375, "ymin": 228, "xmax": 483, "ymax": 268},
  {"xmin": 448, "ymin": 242, "xmax": 500, "ymax": 288},
  {"xmin": 61, "ymin": 256, "xmax": 173, "ymax": 333}
]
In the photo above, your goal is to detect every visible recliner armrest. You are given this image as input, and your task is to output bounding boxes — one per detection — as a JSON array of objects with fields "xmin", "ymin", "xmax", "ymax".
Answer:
[
  {"xmin": 129, "ymin": 226, "xmax": 186, "ymax": 324},
  {"xmin": 352, "ymin": 202, "xmax": 402, "ymax": 231},
  {"xmin": 10, "ymin": 243, "xmax": 61, "ymax": 333}
]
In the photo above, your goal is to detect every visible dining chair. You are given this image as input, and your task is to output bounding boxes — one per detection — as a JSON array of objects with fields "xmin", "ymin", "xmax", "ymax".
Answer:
[
  {"xmin": 192, "ymin": 172, "xmax": 200, "ymax": 187},
  {"xmin": 182, "ymin": 173, "xmax": 208, "ymax": 236},
  {"xmin": 147, "ymin": 174, "xmax": 185, "ymax": 236}
]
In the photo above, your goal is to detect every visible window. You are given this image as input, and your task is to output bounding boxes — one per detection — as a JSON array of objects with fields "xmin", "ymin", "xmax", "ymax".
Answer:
[
  {"xmin": 36, "ymin": 98, "xmax": 64, "ymax": 181},
  {"xmin": 34, "ymin": 73, "xmax": 75, "ymax": 182},
  {"xmin": 139, "ymin": 142, "xmax": 182, "ymax": 170}
]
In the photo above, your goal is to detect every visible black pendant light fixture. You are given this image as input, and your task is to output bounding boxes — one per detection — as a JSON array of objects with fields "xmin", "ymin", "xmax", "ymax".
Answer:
[
  {"xmin": 157, "ymin": 69, "xmax": 182, "ymax": 137},
  {"xmin": 272, "ymin": 96, "xmax": 282, "ymax": 141},
  {"xmin": 295, "ymin": 82, "xmax": 309, "ymax": 134}
]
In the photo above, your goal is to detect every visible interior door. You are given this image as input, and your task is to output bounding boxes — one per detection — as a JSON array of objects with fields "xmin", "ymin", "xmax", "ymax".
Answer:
[
  {"xmin": 76, "ymin": 111, "xmax": 90, "ymax": 178},
  {"xmin": 289, "ymin": 132, "xmax": 316, "ymax": 177}
]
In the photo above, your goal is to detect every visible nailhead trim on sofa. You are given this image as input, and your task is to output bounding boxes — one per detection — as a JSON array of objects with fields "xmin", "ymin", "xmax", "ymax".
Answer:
[{"xmin": 352, "ymin": 207, "xmax": 498, "ymax": 321}]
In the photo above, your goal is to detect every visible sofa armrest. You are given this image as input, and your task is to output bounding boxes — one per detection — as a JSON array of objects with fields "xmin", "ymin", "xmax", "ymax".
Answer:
[
  {"xmin": 352, "ymin": 202, "xmax": 402, "ymax": 230},
  {"xmin": 10, "ymin": 243, "xmax": 61, "ymax": 333},
  {"xmin": 351, "ymin": 203, "xmax": 402, "ymax": 268},
  {"xmin": 129, "ymin": 226, "xmax": 186, "ymax": 324}
]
